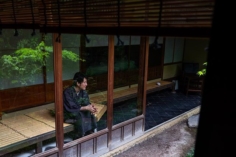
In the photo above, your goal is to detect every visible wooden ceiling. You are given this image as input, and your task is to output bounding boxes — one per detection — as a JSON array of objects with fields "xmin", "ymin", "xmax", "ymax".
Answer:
[{"xmin": 0, "ymin": 0, "xmax": 215, "ymax": 37}]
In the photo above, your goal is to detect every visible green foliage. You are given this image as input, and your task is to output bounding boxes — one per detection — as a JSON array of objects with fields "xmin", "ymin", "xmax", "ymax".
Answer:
[
  {"xmin": 17, "ymin": 37, "xmax": 39, "ymax": 49},
  {"xmin": 62, "ymin": 49, "xmax": 85, "ymax": 62},
  {"xmin": 186, "ymin": 147, "xmax": 195, "ymax": 157},
  {"xmin": 0, "ymin": 40, "xmax": 81, "ymax": 88},
  {"xmin": 197, "ymin": 62, "xmax": 207, "ymax": 76},
  {"xmin": 49, "ymin": 109, "xmax": 55, "ymax": 117}
]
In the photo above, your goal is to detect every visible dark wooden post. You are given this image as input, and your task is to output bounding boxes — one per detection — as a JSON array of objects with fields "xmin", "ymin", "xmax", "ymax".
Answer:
[
  {"xmin": 137, "ymin": 36, "xmax": 149, "ymax": 117},
  {"xmin": 107, "ymin": 35, "xmax": 114, "ymax": 147},
  {"xmin": 53, "ymin": 33, "xmax": 64, "ymax": 157},
  {"xmin": 80, "ymin": 35, "xmax": 86, "ymax": 73},
  {"xmin": 42, "ymin": 33, "xmax": 47, "ymax": 102},
  {"xmin": 128, "ymin": 35, "xmax": 131, "ymax": 88},
  {"xmin": 161, "ymin": 37, "xmax": 165, "ymax": 80}
]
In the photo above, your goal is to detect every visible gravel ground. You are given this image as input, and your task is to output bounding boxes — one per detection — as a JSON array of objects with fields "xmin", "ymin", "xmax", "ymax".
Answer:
[{"xmin": 113, "ymin": 121, "xmax": 197, "ymax": 157}]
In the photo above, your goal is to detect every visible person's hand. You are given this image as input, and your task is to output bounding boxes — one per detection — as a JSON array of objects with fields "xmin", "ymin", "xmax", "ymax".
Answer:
[
  {"xmin": 86, "ymin": 104, "xmax": 97, "ymax": 114},
  {"xmin": 91, "ymin": 104, "xmax": 97, "ymax": 114}
]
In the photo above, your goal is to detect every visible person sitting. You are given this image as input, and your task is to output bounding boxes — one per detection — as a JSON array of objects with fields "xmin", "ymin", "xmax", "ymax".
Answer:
[{"xmin": 63, "ymin": 72, "xmax": 97, "ymax": 139}]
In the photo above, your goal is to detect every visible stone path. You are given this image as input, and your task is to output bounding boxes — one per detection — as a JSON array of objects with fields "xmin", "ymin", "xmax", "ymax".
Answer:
[{"xmin": 113, "ymin": 120, "xmax": 197, "ymax": 157}]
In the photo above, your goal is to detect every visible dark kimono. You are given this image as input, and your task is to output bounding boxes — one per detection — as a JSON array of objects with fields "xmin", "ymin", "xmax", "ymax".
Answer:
[{"xmin": 63, "ymin": 86, "xmax": 97, "ymax": 137}]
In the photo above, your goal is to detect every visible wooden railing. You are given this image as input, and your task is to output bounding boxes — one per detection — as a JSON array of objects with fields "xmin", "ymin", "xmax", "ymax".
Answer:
[{"xmin": 0, "ymin": 78, "xmax": 175, "ymax": 156}]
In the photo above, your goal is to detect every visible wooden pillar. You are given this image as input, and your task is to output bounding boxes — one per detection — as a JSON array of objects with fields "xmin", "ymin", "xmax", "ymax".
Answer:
[
  {"xmin": 42, "ymin": 33, "xmax": 47, "ymax": 102},
  {"xmin": 80, "ymin": 35, "xmax": 86, "ymax": 73},
  {"xmin": 53, "ymin": 33, "xmax": 64, "ymax": 157},
  {"xmin": 137, "ymin": 36, "xmax": 149, "ymax": 117},
  {"xmin": 128, "ymin": 35, "xmax": 131, "ymax": 88},
  {"xmin": 161, "ymin": 38, "xmax": 165, "ymax": 80},
  {"xmin": 107, "ymin": 35, "xmax": 114, "ymax": 147}
]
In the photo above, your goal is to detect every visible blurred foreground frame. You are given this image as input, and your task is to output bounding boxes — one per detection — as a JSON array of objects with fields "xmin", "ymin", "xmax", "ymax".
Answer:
[{"xmin": 194, "ymin": 0, "xmax": 236, "ymax": 157}]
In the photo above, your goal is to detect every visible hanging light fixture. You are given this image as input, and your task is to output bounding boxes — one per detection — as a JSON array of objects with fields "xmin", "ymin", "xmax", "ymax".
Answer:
[
  {"xmin": 116, "ymin": 0, "xmax": 124, "ymax": 46},
  {"xmin": 14, "ymin": 29, "xmax": 18, "ymax": 36},
  {"xmin": 83, "ymin": 0, "xmax": 90, "ymax": 43},
  {"xmin": 0, "ymin": 21, "xmax": 2, "ymax": 35},
  {"xmin": 12, "ymin": 0, "xmax": 18, "ymax": 36},
  {"xmin": 151, "ymin": 36, "xmax": 161, "ymax": 50},
  {"xmin": 29, "ymin": 0, "xmax": 36, "ymax": 36},
  {"xmin": 151, "ymin": 0, "xmax": 163, "ymax": 50},
  {"xmin": 0, "ymin": 18, "xmax": 2, "ymax": 35},
  {"xmin": 116, "ymin": 35, "xmax": 124, "ymax": 46}
]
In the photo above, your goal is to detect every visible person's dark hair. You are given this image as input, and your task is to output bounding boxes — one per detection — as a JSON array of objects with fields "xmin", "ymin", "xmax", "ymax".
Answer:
[{"xmin": 73, "ymin": 72, "xmax": 87, "ymax": 84}]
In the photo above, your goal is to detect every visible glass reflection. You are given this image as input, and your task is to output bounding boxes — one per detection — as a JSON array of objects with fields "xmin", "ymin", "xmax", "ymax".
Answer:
[{"xmin": 112, "ymin": 36, "xmax": 142, "ymax": 125}]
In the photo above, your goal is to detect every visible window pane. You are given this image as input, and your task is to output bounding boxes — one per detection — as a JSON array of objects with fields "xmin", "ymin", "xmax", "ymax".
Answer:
[
  {"xmin": 45, "ymin": 34, "xmax": 54, "ymax": 83},
  {"xmin": 0, "ymin": 29, "xmax": 43, "ymax": 89},
  {"xmin": 85, "ymin": 35, "xmax": 108, "ymax": 132},
  {"xmin": 0, "ymin": 30, "xmax": 56, "ymax": 156},
  {"xmin": 164, "ymin": 37, "xmax": 175, "ymax": 64},
  {"xmin": 148, "ymin": 36, "xmax": 163, "ymax": 80},
  {"xmin": 113, "ymin": 35, "xmax": 142, "ymax": 125},
  {"xmin": 173, "ymin": 38, "xmax": 184, "ymax": 62}
]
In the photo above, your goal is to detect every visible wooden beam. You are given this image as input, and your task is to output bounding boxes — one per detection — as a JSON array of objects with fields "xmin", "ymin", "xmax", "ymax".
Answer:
[
  {"xmin": 38, "ymin": 27, "xmax": 212, "ymax": 37},
  {"xmin": 0, "ymin": 25, "xmax": 211, "ymax": 37}
]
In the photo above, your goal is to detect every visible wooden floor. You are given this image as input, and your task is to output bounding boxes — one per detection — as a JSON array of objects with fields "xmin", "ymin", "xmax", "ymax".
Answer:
[
  {"xmin": 0, "ymin": 106, "xmax": 73, "ymax": 155},
  {"xmin": 90, "ymin": 80, "xmax": 175, "ymax": 104}
]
